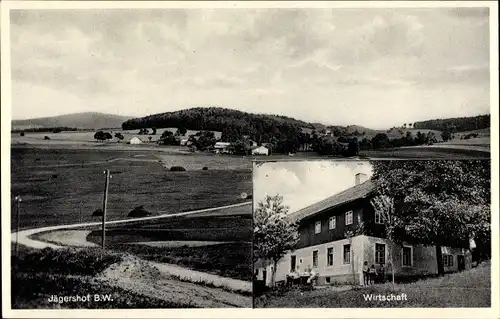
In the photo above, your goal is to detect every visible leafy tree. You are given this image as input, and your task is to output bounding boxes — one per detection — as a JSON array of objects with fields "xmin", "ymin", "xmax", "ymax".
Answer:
[
  {"xmin": 254, "ymin": 195, "xmax": 299, "ymax": 287},
  {"xmin": 94, "ymin": 131, "xmax": 105, "ymax": 142},
  {"xmin": 370, "ymin": 195, "xmax": 403, "ymax": 289},
  {"xmin": 441, "ymin": 130, "xmax": 452, "ymax": 142},
  {"xmin": 160, "ymin": 130, "xmax": 177, "ymax": 145},
  {"xmin": 114, "ymin": 133, "xmax": 124, "ymax": 141},
  {"xmin": 178, "ymin": 126, "xmax": 187, "ymax": 136},
  {"xmin": 193, "ymin": 131, "xmax": 216, "ymax": 151},
  {"xmin": 345, "ymin": 138, "xmax": 359, "ymax": 157},
  {"xmin": 151, "ymin": 127, "xmax": 157, "ymax": 135},
  {"xmin": 371, "ymin": 160, "xmax": 490, "ymax": 275},
  {"xmin": 344, "ymin": 222, "xmax": 365, "ymax": 287},
  {"xmin": 103, "ymin": 132, "xmax": 113, "ymax": 141},
  {"xmin": 371, "ymin": 133, "xmax": 390, "ymax": 149}
]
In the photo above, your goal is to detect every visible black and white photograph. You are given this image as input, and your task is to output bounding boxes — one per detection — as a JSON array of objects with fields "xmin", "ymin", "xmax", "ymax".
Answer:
[
  {"xmin": 253, "ymin": 159, "xmax": 491, "ymax": 308},
  {"xmin": 1, "ymin": 0, "xmax": 498, "ymax": 317}
]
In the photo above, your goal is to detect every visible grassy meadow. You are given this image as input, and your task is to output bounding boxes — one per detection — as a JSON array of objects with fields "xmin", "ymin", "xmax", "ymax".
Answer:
[{"xmin": 10, "ymin": 147, "xmax": 252, "ymax": 230}]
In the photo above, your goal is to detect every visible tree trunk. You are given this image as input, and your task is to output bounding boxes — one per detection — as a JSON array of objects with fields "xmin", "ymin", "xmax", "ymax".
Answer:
[
  {"xmin": 271, "ymin": 260, "xmax": 278, "ymax": 287},
  {"xmin": 436, "ymin": 245, "xmax": 444, "ymax": 275}
]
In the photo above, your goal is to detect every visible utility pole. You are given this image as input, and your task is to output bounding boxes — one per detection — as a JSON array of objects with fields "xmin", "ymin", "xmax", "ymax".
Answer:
[
  {"xmin": 79, "ymin": 201, "xmax": 83, "ymax": 223},
  {"xmin": 14, "ymin": 196, "xmax": 22, "ymax": 256},
  {"xmin": 101, "ymin": 169, "xmax": 110, "ymax": 250}
]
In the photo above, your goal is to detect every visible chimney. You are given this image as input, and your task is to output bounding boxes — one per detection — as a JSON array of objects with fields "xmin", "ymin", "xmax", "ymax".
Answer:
[{"xmin": 355, "ymin": 173, "xmax": 368, "ymax": 186}]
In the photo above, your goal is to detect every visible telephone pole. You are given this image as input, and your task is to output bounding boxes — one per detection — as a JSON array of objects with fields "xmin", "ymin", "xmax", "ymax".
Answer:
[
  {"xmin": 79, "ymin": 201, "xmax": 83, "ymax": 223},
  {"xmin": 101, "ymin": 169, "xmax": 110, "ymax": 250},
  {"xmin": 14, "ymin": 196, "xmax": 22, "ymax": 256}
]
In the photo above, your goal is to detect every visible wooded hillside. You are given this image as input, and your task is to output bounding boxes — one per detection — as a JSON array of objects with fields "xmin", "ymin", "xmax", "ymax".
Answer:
[{"xmin": 121, "ymin": 107, "xmax": 316, "ymax": 142}]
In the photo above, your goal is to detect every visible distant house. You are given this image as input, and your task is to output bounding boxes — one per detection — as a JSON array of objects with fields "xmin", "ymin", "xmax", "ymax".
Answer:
[
  {"xmin": 255, "ymin": 173, "xmax": 472, "ymax": 287},
  {"xmin": 180, "ymin": 138, "xmax": 189, "ymax": 146},
  {"xmin": 129, "ymin": 137, "xmax": 143, "ymax": 144},
  {"xmin": 214, "ymin": 142, "xmax": 232, "ymax": 154},
  {"xmin": 251, "ymin": 145, "xmax": 269, "ymax": 156}
]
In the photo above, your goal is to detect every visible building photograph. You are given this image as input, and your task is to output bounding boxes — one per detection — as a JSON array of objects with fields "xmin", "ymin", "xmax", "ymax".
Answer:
[{"xmin": 253, "ymin": 159, "xmax": 491, "ymax": 308}]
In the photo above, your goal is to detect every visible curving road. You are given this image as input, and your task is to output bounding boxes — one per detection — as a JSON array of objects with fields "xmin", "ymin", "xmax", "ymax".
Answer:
[{"xmin": 11, "ymin": 201, "xmax": 252, "ymax": 250}]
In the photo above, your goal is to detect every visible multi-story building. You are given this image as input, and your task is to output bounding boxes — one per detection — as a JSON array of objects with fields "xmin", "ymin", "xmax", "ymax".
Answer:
[{"xmin": 255, "ymin": 173, "xmax": 472, "ymax": 286}]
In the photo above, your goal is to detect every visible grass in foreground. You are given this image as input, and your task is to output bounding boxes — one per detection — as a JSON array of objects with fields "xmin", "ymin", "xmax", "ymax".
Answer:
[
  {"xmin": 11, "ymin": 246, "xmax": 191, "ymax": 309},
  {"xmin": 256, "ymin": 262, "xmax": 491, "ymax": 308}
]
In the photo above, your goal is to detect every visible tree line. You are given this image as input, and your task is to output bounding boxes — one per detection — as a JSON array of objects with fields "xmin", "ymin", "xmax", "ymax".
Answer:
[
  {"xmin": 413, "ymin": 114, "xmax": 490, "ymax": 132},
  {"xmin": 13, "ymin": 127, "xmax": 81, "ymax": 133},
  {"xmin": 121, "ymin": 107, "xmax": 313, "ymax": 145}
]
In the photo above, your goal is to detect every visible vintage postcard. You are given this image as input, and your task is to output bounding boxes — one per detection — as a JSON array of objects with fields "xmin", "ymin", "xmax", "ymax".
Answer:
[
  {"xmin": 1, "ymin": 1, "xmax": 498, "ymax": 318},
  {"xmin": 253, "ymin": 159, "xmax": 491, "ymax": 308}
]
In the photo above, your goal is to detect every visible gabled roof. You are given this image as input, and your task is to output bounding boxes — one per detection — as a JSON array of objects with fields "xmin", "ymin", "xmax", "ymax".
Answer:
[
  {"xmin": 289, "ymin": 180, "xmax": 376, "ymax": 222},
  {"xmin": 251, "ymin": 145, "xmax": 268, "ymax": 150}
]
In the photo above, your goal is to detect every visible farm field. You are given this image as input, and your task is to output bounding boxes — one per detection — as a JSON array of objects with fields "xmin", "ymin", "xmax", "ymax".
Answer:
[
  {"xmin": 359, "ymin": 146, "xmax": 490, "ymax": 159},
  {"xmin": 11, "ymin": 147, "xmax": 252, "ymax": 230},
  {"xmin": 256, "ymin": 262, "xmax": 491, "ymax": 308},
  {"xmin": 11, "ymin": 127, "xmax": 219, "ymax": 145}
]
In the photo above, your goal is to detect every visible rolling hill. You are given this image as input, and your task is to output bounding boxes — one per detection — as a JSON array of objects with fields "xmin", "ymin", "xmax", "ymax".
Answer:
[
  {"xmin": 121, "ymin": 107, "xmax": 317, "ymax": 142},
  {"xmin": 12, "ymin": 112, "xmax": 132, "ymax": 130}
]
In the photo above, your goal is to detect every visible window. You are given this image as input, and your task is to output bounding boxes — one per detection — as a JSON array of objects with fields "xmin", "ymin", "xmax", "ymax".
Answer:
[
  {"xmin": 325, "ymin": 277, "xmax": 331, "ymax": 284},
  {"xmin": 315, "ymin": 221, "xmax": 321, "ymax": 234},
  {"xmin": 402, "ymin": 246, "xmax": 413, "ymax": 267},
  {"xmin": 375, "ymin": 243, "xmax": 386, "ymax": 264},
  {"xmin": 290, "ymin": 255, "xmax": 296, "ymax": 272},
  {"xmin": 375, "ymin": 210, "xmax": 383, "ymax": 224},
  {"xmin": 312, "ymin": 250, "xmax": 319, "ymax": 268},
  {"xmin": 443, "ymin": 254, "xmax": 454, "ymax": 267},
  {"xmin": 327, "ymin": 247, "xmax": 334, "ymax": 266},
  {"xmin": 343, "ymin": 244, "xmax": 351, "ymax": 264},
  {"xmin": 345, "ymin": 211, "xmax": 353, "ymax": 225},
  {"xmin": 329, "ymin": 216, "xmax": 336, "ymax": 229}
]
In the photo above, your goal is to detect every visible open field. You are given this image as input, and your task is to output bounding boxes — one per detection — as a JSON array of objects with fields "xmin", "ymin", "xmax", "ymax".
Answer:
[
  {"xmin": 256, "ymin": 262, "xmax": 491, "ymax": 308},
  {"xmin": 11, "ymin": 147, "xmax": 252, "ymax": 230},
  {"xmin": 359, "ymin": 146, "xmax": 489, "ymax": 159},
  {"xmin": 11, "ymin": 128, "xmax": 219, "ymax": 145}
]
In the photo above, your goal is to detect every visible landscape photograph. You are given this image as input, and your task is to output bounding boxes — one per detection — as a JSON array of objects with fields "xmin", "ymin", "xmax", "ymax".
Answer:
[
  {"xmin": 253, "ymin": 159, "xmax": 491, "ymax": 308},
  {"xmin": 2, "ymin": 3, "xmax": 494, "ymax": 312}
]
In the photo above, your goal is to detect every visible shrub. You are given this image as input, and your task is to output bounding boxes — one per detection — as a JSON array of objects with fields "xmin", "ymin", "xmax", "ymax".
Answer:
[
  {"xmin": 202, "ymin": 167, "xmax": 208, "ymax": 170},
  {"xmin": 92, "ymin": 208, "xmax": 103, "ymax": 216},
  {"xmin": 170, "ymin": 166, "xmax": 186, "ymax": 172},
  {"xmin": 128, "ymin": 205, "xmax": 152, "ymax": 217},
  {"xmin": 44, "ymin": 136, "xmax": 50, "ymax": 140},
  {"xmin": 20, "ymin": 132, "xmax": 25, "ymax": 137}
]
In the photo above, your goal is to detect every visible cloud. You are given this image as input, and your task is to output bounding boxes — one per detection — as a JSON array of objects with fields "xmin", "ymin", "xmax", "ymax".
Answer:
[
  {"xmin": 254, "ymin": 161, "xmax": 373, "ymax": 213},
  {"xmin": 9, "ymin": 8, "xmax": 490, "ymax": 127}
]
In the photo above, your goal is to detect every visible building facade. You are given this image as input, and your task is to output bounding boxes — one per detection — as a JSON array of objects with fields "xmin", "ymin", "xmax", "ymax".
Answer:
[{"xmin": 255, "ymin": 173, "xmax": 472, "ymax": 286}]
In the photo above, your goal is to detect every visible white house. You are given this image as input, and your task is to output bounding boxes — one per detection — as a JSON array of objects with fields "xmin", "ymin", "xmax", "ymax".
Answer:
[
  {"xmin": 213, "ymin": 142, "xmax": 232, "ymax": 154},
  {"xmin": 251, "ymin": 145, "xmax": 269, "ymax": 156},
  {"xmin": 129, "ymin": 137, "xmax": 143, "ymax": 144},
  {"xmin": 255, "ymin": 173, "xmax": 472, "ymax": 287}
]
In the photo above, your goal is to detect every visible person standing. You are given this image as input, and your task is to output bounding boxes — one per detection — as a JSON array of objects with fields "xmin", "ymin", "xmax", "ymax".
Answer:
[
  {"xmin": 377, "ymin": 263, "xmax": 386, "ymax": 283},
  {"xmin": 362, "ymin": 261, "xmax": 369, "ymax": 286},
  {"xmin": 369, "ymin": 265, "xmax": 378, "ymax": 285}
]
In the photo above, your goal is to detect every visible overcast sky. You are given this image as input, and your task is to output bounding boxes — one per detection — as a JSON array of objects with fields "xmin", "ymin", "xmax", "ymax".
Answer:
[
  {"xmin": 253, "ymin": 160, "xmax": 373, "ymax": 214},
  {"xmin": 9, "ymin": 7, "xmax": 490, "ymax": 128}
]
